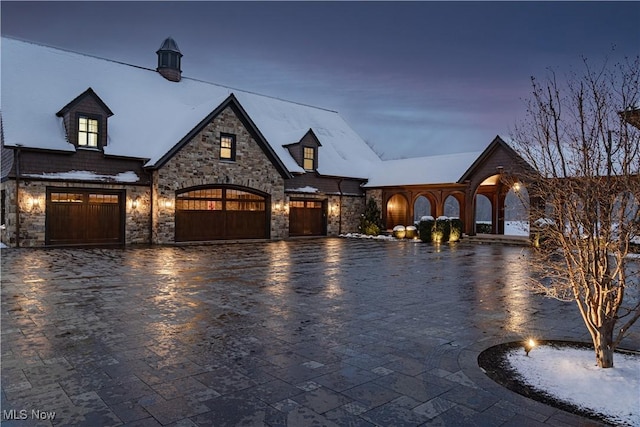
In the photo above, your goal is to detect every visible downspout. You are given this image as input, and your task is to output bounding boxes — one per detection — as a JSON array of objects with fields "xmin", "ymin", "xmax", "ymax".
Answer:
[
  {"xmin": 14, "ymin": 145, "xmax": 21, "ymax": 248},
  {"xmin": 149, "ymin": 169, "xmax": 154, "ymax": 245},
  {"xmin": 337, "ymin": 178, "xmax": 344, "ymax": 235}
]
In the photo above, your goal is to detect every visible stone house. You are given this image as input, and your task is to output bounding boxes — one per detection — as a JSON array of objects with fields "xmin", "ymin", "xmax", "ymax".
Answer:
[
  {"xmin": 1, "ymin": 37, "xmax": 539, "ymax": 247},
  {"xmin": 1, "ymin": 37, "xmax": 381, "ymax": 247}
]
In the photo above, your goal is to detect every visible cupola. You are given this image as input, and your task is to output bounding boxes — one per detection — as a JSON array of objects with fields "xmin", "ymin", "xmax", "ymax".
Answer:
[{"xmin": 156, "ymin": 37, "xmax": 182, "ymax": 82}]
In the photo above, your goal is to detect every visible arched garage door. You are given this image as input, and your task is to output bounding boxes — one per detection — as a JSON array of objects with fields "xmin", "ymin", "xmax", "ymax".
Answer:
[{"xmin": 175, "ymin": 186, "xmax": 268, "ymax": 242}]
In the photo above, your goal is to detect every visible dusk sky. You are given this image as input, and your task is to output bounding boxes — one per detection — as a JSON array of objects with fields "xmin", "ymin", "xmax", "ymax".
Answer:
[{"xmin": 2, "ymin": 1, "xmax": 639, "ymax": 160}]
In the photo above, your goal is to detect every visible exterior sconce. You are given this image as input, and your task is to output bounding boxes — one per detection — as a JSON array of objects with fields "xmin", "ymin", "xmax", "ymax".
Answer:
[
  {"xmin": 513, "ymin": 182, "xmax": 521, "ymax": 192},
  {"xmin": 26, "ymin": 196, "xmax": 41, "ymax": 212},
  {"xmin": 331, "ymin": 204, "xmax": 339, "ymax": 214},
  {"xmin": 274, "ymin": 203, "xmax": 282, "ymax": 211},
  {"xmin": 131, "ymin": 198, "xmax": 139, "ymax": 210},
  {"xmin": 163, "ymin": 199, "xmax": 173, "ymax": 209}
]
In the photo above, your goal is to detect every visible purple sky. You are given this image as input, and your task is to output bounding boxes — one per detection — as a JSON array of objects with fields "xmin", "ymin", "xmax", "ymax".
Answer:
[{"xmin": 2, "ymin": 1, "xmax": 639, "ymax": 159}]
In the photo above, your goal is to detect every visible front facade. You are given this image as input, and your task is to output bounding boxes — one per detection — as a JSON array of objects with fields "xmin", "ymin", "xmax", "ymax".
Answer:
[
  {"xmin": 1, "ymin": 37, "xmax": 540, "ymax": 248},
  {"xmin": 1, "ymin": 37, "xmax": 375, "ymax": 247}
]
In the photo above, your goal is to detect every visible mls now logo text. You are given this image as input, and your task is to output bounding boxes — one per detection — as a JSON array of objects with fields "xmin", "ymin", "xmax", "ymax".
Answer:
[{"xmin": 2, "ymin": 409, "xmax": 56, "ymax": 421}]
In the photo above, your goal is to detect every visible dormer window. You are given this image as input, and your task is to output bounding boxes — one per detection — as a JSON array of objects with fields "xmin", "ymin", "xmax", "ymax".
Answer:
[
  {"xmin": 303, "ymin": 146, "xmax": 315, "ymax": 171},
  {"xmin": 57, "ymin": 88, "xmax": 112, "ymax": 151},
  {"xmin": 78, "ymin": 116, "xmax": 99, "ymax": 148}
]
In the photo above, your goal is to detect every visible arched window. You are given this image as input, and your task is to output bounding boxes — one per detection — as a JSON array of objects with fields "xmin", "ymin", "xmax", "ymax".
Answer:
[
  {"xmin": 413, "ymin": 195, "xmax": 432, "ymax": 223},
  {"xmin": 444, "ymin": 195, "xmax": 460, "ymax": 218}
]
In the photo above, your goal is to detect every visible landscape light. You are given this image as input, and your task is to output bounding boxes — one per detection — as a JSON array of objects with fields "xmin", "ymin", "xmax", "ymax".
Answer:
[{"xmin": 524, "ymin": 338, "xmax": 536, "ymax": 356}]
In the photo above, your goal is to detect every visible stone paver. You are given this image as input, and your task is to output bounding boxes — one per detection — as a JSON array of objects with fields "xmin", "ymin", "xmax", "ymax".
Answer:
[{"xmin": 1, "ymin": 238, "xmax": 638, "ymax": 426}]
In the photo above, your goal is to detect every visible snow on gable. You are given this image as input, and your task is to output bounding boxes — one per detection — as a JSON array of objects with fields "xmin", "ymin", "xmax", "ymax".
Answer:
[
  {"xmin": 364, "ymin": 151, "xmax": 482, "ymax": 187},
  {"xmin": 2, "ymin": 37, "xmax": 381, "ymax": 178}
]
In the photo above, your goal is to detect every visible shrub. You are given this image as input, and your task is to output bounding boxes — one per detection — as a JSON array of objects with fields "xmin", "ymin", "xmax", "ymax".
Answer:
[
  {"xmin": 433, "ymin": 216, "xmax": 451, "ymax": 243},
  {"xmin": 393, "ymin": 225, "xmax": 406, "ymax": 239},
  {"xmin": 405, "ymin": 225, "xmax": 417, "ymax": 239},
  {"xmin": 359, "ymin": 198, "xmax": 383, "ymax": 236},
  {"xmin": 418, "ymin": 216, "xmax": 435, "ymax": 242},
  {"xmin": 450, "ymin": 218, "xmax": 463, "ymax": 242},
  {"xmin": 475, "ymin": 222, "xmax": 492, "ymax": 234}
]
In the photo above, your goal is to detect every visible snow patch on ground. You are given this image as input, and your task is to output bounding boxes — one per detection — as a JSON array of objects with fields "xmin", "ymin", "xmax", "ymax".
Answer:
[
  {"xmin": 340, "ymin": 233, "xmax": 408, "ymax": 241},
  {"xmin": 508, "ymin": 345, "xmax": 640, "ymax": 426}
]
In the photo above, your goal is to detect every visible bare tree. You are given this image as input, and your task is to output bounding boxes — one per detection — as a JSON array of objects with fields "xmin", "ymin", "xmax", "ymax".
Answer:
[{"xmin": 510, "ymin": 56, "xmax": 640, "ymax": 368}]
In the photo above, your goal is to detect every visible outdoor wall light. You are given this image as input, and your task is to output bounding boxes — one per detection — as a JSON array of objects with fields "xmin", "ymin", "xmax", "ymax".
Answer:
[
  {"xmin": 26, "ymin": 196, "xmax": 41, "ymax": 212},
  {"xmin": 163, "ymin": 199, "xmax": 173, "ymax": 209},
  {"xmin": 274, "ymin": 203, "xmax": 282, "ymax": 211},
  {"xmin": 524, "ymin": 338, "xmax": 536, "ymax": 356},
  {"xmin": 513, "ymin": 182, "xmax": 522, "ymax": 192},
  {"xmin": 131, "ymin": 198, "xmax": 139, "ymax": 210}
]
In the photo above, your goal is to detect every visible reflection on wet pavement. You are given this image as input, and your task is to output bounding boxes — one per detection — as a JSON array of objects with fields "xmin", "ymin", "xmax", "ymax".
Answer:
[{"xmin": 1, "ymin": 238, "xmax": 637, "ymax": 426}]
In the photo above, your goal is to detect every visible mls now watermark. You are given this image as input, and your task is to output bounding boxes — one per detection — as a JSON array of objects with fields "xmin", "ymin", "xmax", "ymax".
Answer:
[{"xmin": 2, "ymin": 409, "xmax": 56, "ymax": 421}]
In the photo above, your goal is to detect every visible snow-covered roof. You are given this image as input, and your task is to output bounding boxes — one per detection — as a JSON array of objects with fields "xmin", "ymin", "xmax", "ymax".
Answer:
[
  {"xmin": 364, "ymin": 151, "xmax": 483, "ymax": 187},
  {"xmin": 1, "ymin": 37, "xmax": 381, "ymax": 178}
]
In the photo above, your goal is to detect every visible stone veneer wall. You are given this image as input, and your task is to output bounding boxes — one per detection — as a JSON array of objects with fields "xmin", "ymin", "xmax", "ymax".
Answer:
[
  {"xmin": 0, "ymin": 179, "xmax": 150, "ymax": 247},
  {"xmin": 153, "ymin": 106, "xmax": 286, "ymax": 244},
  {"xmin": 332, "ymin": 195, "xmax": 365, "ymax": 235}
]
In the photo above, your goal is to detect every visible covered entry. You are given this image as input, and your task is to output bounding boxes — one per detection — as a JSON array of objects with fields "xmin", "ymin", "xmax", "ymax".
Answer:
[
  {"xmin": 175, "ymin": 186, "xmax": 268, "ymax": 241},
  {"xmin": 46, "ymin": 188, "xmax": 125, "ymax": 246},
  {"xmin": 289, "ymin": 199, "xmax": 326, "ymax": 236}
]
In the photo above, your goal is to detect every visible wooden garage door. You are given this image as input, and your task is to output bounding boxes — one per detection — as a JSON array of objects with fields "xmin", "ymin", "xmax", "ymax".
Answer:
[
  {"xmin": 46, "ymin": 189, "xmax": 125, "ymax": 246},
  {"xmin": 175, "ymin": 187, "xmax": 268, "ymax": 242},
  {"xmin": 289, "ymin": 200, "xmax": 326, "ymax": 236}
]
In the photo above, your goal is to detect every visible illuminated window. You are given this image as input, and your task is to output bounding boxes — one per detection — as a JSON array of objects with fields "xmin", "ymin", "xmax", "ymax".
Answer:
[
  {"xmin": 303, "ymin": 147, "xmax": 315, "ymax": 171},
  {"xmin": 78, "ymin": 116, "xmax": 99, "ymax": 148},
  {"xmin": 220, "ymin": 134, "xmax": 236, "ymax": 161}
]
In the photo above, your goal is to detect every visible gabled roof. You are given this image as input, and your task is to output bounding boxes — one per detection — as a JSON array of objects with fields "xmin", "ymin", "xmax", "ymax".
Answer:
[
  {"xmin": 1, "ymin": 37, "xmax": 381, "ymax": 178},
  {"xmin": 153, "ymin": 93, "xmax": 291, "ymax": 179},
  {"xmin": 56, "ymin": 87, "xmax": 114, "ymax": 117},
  {"xmin": 458, "ymin": 135, "xmax": 535, "ymax": 182},
  {"xmin": 364, "ymin": 151, "xmax": 483, "ymax": 187}
]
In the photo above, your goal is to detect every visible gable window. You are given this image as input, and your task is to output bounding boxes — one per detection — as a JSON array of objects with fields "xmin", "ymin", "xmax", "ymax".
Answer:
[
  {"xmin": 303, "ymin": 146, "xmax": 315, "ymax": 171},
  {"xmin": 78, "ymin": 116, "xmax": 99, "ymax": 148},
  {"xmin": 220, "ymin": 134, "xmax": 236, "ymax": 161}
]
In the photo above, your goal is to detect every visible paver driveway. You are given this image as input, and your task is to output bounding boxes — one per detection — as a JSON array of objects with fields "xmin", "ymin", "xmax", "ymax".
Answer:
[{"xmin": 2, "ymin": 238, "xmax": 638, "ymax": 426}]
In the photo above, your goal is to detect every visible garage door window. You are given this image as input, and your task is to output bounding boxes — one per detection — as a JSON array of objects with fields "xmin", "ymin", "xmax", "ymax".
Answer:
[
  {"xmin": 46, "ymin": 189, "xmax": 124, "ymax": 246},
  {"xmin": 51, "ymin": 193, "xmax": 84, "ymax": 203}
]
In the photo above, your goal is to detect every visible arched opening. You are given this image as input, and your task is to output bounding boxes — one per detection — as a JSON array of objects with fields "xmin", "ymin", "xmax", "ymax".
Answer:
[
  {"xmin": 413, "ymin": 195, "xmax": 432, "ymax": 224},
  {"xmin": 475, "ymin": 194, "xmax": 492, "ymax": 234},
  {"xmin": 386, "ymin": 194, "xmax": 408, "ymax": 230},
  {"xmin": 175, "ymin": 185, "xmax": 269, "ymax": 241},
  {"xmin": 444, "ymin": 195, "xmax": 460, "ymax": 218},
  {"xmin": 475, "ymin": 174, "xmax": 501, "ymax": 234},
  {"xmin": 504, "ymin": 183, "xmax": 530, "ymax": 236}
]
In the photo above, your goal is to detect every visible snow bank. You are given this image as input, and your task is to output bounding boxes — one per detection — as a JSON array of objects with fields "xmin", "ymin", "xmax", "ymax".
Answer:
[{"xmin": 508, "ymin": 345, "xmax": 640, "ymax": 426}]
